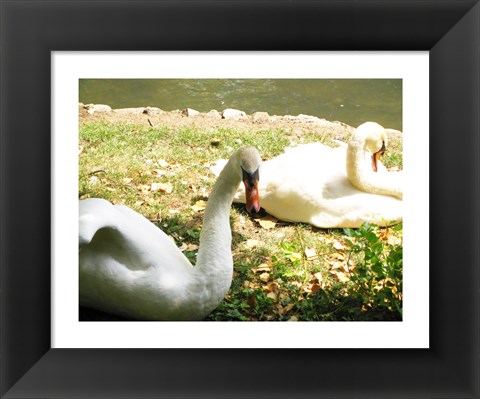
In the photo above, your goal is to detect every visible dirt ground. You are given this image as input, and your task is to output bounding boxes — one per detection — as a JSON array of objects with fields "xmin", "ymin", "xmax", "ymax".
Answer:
[{"xmin": 79, "ymin": 103, "xmax": 403, "ymax": 150}]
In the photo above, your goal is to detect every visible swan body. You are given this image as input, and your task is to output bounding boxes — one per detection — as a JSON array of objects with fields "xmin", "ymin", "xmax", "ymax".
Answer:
[
  {"xmin": 79, "ymin": 146, "xmax": 261, "ymax": 320},
  {"xmin": 212, "ymin": 122, "xmax": 402, "ymax": 228}
]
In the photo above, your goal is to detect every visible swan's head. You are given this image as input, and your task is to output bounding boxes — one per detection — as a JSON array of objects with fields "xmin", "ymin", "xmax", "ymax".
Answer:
[
  {"xmin": 235, "ymin": 146, "xmax": 262, "ymax": 213},
  {"xmin": 357, "ymin": 122, "xmax": 387, "ymax": 172}
]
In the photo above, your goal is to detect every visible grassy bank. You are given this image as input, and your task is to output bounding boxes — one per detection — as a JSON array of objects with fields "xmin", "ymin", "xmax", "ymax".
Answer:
[{"xmin": 79, "ymin": 119, "xmax": 403, "ymax": 321}]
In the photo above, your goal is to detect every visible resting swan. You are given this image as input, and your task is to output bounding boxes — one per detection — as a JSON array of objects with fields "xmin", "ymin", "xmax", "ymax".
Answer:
[
  {"xmin": 212, "ymin": 122, "xmax": 402, "ymax": 228},
  {"xmin": 79, "ymin": 146, "xmax": 261, "ymax": 320}
]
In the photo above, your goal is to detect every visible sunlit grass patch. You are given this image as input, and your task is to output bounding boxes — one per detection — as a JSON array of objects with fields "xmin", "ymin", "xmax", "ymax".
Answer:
[{"xmin": 79, "ymin": 120, "xmax": 403, "ymax": 321}]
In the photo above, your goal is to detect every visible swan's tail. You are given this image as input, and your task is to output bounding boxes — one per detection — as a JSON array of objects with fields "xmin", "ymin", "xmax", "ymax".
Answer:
[{"xmin": 79, "ymin": 198, "xmax": 117, "ymax": 247}]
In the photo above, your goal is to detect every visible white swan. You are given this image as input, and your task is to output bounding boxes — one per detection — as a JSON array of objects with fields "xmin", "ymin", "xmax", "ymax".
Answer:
[
  {"xmin": 212, "ymin": 122, "xmax": 402, "ymax": 228},
  {"xmin": 79, "ymin": 146, "xmax": 261, "ymax": 320}
]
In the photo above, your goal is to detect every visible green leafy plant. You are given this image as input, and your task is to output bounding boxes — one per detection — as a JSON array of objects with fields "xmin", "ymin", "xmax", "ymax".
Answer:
[{"xmin": 343, "ymin": 222, "xmax": 403, "ymax": 320}]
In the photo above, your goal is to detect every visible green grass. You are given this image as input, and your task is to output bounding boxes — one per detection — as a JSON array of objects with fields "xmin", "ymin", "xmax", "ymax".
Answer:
[{"xmin": 80, "ymin": 120, "xmax": 403, "ymax": 321}]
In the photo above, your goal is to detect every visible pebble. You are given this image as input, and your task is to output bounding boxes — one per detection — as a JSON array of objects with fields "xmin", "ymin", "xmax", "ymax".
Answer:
[
  {"xmin": 252, "ymin": 111, "xmax": 270, "ymax": 123},
  {"xmin": 182, "ymin": 108, "xmax": 200, "ymax": 117},
  {"xmin": 222, "ymin": 108, "xmax": 246, "ymax": 120},
  {"xmin": 84, "ymin": 104, "xmax": 112, "ymax": 114},
  {"xmin": 205, "ymin": 110, "xmax": 222, "ymax": 119}
]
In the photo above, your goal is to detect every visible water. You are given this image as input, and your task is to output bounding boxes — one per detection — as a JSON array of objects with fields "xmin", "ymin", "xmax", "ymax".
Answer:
[{"xmin": 79, "ymin": 79, "xmax": 402, "ymax": 130}]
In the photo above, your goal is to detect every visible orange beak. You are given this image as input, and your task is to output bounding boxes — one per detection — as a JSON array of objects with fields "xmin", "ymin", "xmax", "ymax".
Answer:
[
  {"xmin": 244, "ymin": 179, "xmax": 260, "ymax": 214},
  {"xmin": 371, "ymin": 141, "xmax": 386, "ymax": 172}
]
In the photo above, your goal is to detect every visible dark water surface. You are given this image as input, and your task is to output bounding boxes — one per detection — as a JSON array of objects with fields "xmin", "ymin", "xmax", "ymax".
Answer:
[{"xmin": 80, "ymin": 79, "xmax": 402, "ymax": 130}]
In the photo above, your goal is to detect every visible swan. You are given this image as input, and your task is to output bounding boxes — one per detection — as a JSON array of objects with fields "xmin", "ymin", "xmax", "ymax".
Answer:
[
  {"xmin": 212, "ymin": 122, "xmax": 402, "ymax": 228},
  {"xmin": 79, "ymin": 146, "xmax": 262, "ymax": 320}
]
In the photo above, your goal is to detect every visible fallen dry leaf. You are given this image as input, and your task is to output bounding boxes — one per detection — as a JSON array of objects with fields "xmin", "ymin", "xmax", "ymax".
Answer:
[
  {"xmin": 264, "ymin": 281, "xmax": 280, "ymax": 293},
  {"xmin": 387, "ymin": 235, "xmax": 402, "ymax": 246},
  {"xmin": 290, "ymin": 281, "xmax": 303, "ymax": 289},
  {"xmin": 253, "ymin": 263, "xmax": 271, "ymax": 273},
  {"xmin": 255, "ymin": 214, "xmax": 278, "ymax": 229},
  {"xmin": 330, "ymin": 270, "xmax": 350, "ymax": 283},
  {"xmin": 266, "ymin": 292, "xmax": 277, "ymax": 301},
  {"xmin": 156, "ymin": 159, "xmax": 170, "ymax": 168},
  {"xmin": 327, "ymin": 260, "xmax": 343, "ymax": 269},
  {"xmin": 262, "ymin": 314, "xmax": 276, "ymax": 321},
  {"xmin": 151, "ymin": 169, "xmax": 167, "ymax": 177},
  {"xmin": 278, "ymin": 292, "xmax": 290, "ymax": 301},
  {"xmin": 243, "ymin": 280, "xmax": 260, "ymax": 290},
  {"xmin": 259, "ymin": 272, "xmax": 270, "ymax": 283},
  {"xmin": 191, "ymin": 200, "xmax": 207, "ymax": 212},
  {"xmin": 305, "ymin": 248, "xmax": 318, "ymax": 261},
  {"xmin": 310, "ymin": 283, "xmax": 322, "ymax": 293},
  {"xmin": 333, "ymin": 240, "xmax": 347, "ymax": 251},
  {"xmin": 244, "ymin": 239, "xmax": 261, "ymax": 249},
  {"xmin": 151, "ymin": 182, "xmax": 173, "ymax": 194},
  {"xmin": 329, "ymin": 252, "xmax": 345, "ymax": 261},
  {"xmin": 185, "ymin": 243, "xmax": 199, "ymax": 251},
  {"xmin": 303, "ymin": 283, "xmax": 322, "ymax": 294},
  {"xmin": 278, "ymin": 303, "xmax": 295, "ymax": 316},
  {"xmin": 186, "ymin": 243, "xmax": 198, "ymax": 251}
]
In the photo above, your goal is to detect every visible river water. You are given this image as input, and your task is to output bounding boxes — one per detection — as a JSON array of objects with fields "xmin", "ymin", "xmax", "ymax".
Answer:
[{"xmin": 80, "ymin": 79, "xmax": 402, "ymax": 130}]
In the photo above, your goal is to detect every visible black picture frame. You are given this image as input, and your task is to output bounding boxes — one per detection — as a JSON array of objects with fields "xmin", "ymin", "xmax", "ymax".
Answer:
[{"xmin": 1, "ymin": 1, "xmax": 479, "ymax": 398}]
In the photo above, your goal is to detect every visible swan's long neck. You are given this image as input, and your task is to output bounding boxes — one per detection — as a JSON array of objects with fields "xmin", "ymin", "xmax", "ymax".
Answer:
[
  {"xmin": 192, "ymin": 156, "xmax": 241, "ymax": 309},
  {"xmin": 346, "ymin": 135, "xmax": 402, "ymax": 199}
]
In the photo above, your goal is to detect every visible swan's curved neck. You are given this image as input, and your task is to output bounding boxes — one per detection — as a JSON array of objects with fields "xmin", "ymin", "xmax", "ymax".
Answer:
[
  {"xmin": 346, "ymin": 135, "xmax": 402, "ymax": 199},
  {"xmin": 192, "ymin": 156, "xmax": 241, "ymax": 308}
]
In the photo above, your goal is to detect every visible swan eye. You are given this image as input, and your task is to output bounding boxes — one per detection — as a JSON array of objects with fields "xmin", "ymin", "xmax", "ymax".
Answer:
[{"xmin": 242, "ymin": 167, "xmax": 259, "ymax": 188}]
